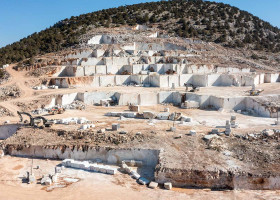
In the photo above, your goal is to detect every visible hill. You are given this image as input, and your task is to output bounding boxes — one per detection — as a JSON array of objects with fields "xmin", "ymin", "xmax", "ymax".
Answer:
[{"xmin": 0, "ymin": 0, "xmax": 280, "ymax": 66}]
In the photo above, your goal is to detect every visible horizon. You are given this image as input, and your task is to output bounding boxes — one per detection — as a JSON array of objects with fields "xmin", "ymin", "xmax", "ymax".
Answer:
[{"xmin": 0, "ymin": 0, "xmax": 279, "ymax": 48}]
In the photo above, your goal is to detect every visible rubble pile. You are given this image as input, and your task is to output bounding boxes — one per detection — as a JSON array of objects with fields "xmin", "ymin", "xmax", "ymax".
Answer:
[
  {"xmin": 235, "ymin": 129, "xmax": 280, "ymax": 141},
  {"xmin": 0, "ymin": 84, "xmax": 21, "ymax": 101},
  {"xmin": 57, "ymin": 129, "xmax": 151, "ymax": 145},
  {"xmin": 0, "ymin": 69, "xmax": 11, "ymax": 85},
  {"xmin": 0, "ymin": 106, "xmax": 13, "ymax": 117},
  {"xmin": 31, "ymin": 100, "xmax": 86, "ymax": 115}
]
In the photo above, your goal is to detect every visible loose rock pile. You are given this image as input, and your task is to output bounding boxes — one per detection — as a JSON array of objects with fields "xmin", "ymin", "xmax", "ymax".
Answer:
[{"xmin": 0, "ymin": 84, "xmax": 21, "ymax": 101}]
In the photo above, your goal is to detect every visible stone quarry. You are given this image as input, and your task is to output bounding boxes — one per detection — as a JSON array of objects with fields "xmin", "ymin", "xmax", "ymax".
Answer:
[{"xmin": 0, "ymin": 26, "xmax": 280, "ymax": 193}]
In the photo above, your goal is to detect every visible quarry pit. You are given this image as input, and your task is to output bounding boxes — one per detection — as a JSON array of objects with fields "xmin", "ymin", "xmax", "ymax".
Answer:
[{"xmin": 0, "ymin": 26, "xmax": 280, "ymax": 198}]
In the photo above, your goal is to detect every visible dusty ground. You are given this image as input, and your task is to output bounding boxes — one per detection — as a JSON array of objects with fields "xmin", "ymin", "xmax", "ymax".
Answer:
[{"xmin": 0, "ymin": 156, "xmax": 280, "ymax": 200}]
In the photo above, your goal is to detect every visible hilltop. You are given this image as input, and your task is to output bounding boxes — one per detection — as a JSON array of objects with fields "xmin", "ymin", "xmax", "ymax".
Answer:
[{"xmin": 0, "ymin": 0, "xmax": 280, "ymax": 66}]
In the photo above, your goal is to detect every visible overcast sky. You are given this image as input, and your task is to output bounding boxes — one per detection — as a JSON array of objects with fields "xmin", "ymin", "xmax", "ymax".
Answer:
[{"xmin": 0, "ymin": 0, "xmax": 279, "ymax": 48}]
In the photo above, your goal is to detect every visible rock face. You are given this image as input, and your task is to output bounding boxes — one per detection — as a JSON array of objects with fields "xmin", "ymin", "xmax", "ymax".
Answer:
[{"xmin": 155, "ymin": 166, "xmax": 280, "ymax": 190}]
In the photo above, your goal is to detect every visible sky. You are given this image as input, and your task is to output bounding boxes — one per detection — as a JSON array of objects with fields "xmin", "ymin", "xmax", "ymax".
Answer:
[{"xmin": 0, "ymin": 0, "xmax": 279, "ymax": 48}]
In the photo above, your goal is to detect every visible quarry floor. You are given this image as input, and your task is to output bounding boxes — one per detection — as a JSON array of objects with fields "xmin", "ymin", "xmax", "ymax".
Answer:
[
  {"xmin": 3, "ymin": 102, "xmax": 280, "ymax": 174},
  {"xmin": 0, "ymin": 156, "xmax": 280, "ymax": 200}
]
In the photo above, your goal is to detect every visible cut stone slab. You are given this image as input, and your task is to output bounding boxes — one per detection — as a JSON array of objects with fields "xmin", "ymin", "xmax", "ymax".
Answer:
[
  {"xmin": 0, "ymin": 150, "xmax": 4, "ymax": 158},
  {"xmin": 55, "ymin": 167, "xmax": 62, "ymax": 173},
  {"xmin": 157, "ymin": 112, "xmax": 170, "ymax": 120},
  {"xmin": 164, "ymin": 182, "xmax": 172, "ymax": 190},
  {"xmin": 28, "ymin": 174, "xmax": 36, "ymax": 184},
  {"xmin": 149, "ymin": 181, "xmax": 158, "ymax": 189},
  {"xmin": 189, "ymin": 130, "xmax": 196, "ymax": 136},
  {"xmin": 138, "ymin": 177, "xmax": 150, "ymax": 185},
  {"xmin": 181, "ymin": 116, "xmax": 192, "ymax": 122},
  {"xmin": 41, "ymin": 177, "xmax": 52, "ymax": 185},
  {"xmin": 211, "ymin": 129, "xmax": 219, "ymax": 134},
  {"xmin": 112, "ymin": 123, "xmax": 120, "ymax": 131},
  {"xmin": 129, "ymin": 105, "xmax": 140, "ymax": 112},
  {"xmin": 131, "ymin": 171, "xmax": 140, "ymax": 180}
]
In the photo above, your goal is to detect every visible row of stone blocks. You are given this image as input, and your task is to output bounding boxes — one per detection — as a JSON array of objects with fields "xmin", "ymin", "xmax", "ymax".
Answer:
[{"xmin": 62, "ymin": 159, "xmax": 117, "ymax": 175}]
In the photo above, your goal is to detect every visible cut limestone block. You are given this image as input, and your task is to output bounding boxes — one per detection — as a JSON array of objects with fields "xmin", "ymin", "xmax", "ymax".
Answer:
[
  {"xmin": 129, "ymin": 105, "xmax": 140, "ymax": 112},
  {"xmin": 55, "ymin": 167, "xmax": 62, "ymax": 173},
  {"xmin": 52, "ymin": 174, "xmax": 58, "ymax": 183},
  {"xmin": 121, "ymin": 163, "xmax": 131, "ymax": 174},
  {"xmin": 99, "ymin": 165, "xmax": 107, "ymax": 174},
  {"xmin": 164, "ymin": 182, "xmax": 172, "ymax": 190},
  {"xmin": 106, "ymin": 167, "xmax": 117, "ymax": 175},
  {"xmin": 189, "ymin": 130, "xmax": 196, "ymax": 136},
  {"xmin": 41, "ymin": 177, "xmax": 52, "ymax": 185},
  {"xmin": 149, "ymin": 181, "xmax": 158, "ymax": 189},
  {"xmin": 231, "ymin": 116, "xmax": 236, "ymax": 121},
  {"xmin": 62, "ymin": 159, "xmax": 73, "ymax": 167},
  {"xmin": 131, "ymin": 171, "xmax": 141, "ymax": 180},
  {"xmin": 157, "ymin": 112, "xmax": 170, "ymax": 120},
  {"xmin": 181, "ymin": 116, "xmax": 192, "ymax": 122},
  {"xmin": 0, "ymin": 150, "xmax": 4, "ymax": 158},
  {"xmin": 28, "ymin": 174, "xmax": 36, "ymax": 184},
  {"xmin": 164, "ymin": 108, "xmax": 170, "ymax": 112},
  {"xmin": 112, "ymin": 123, "xmax": 120, "ymax": 131},
  {"xmin": 139, "ymin": 177, "xmax": 150, "ymax": 185}
]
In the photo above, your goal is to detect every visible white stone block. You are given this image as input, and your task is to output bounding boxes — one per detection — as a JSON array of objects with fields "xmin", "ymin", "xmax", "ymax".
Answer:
[
  {"xmin": 131, "ymin": 171, "xmax": 140, "ymax": 179},
  {"xmin": 149, "ymin": 181, "xmax": 158, "ymax": 189},
  {"xmin": 139, "ymin": 177, "xmax": 150, "ymax": 185},
  {"xmin": 106, "ymin": 167, "xmax": 117, "ymax": 175},
  {"xmin": 164, "ymin": 182, "xmax": 172, "ymax": 190}
]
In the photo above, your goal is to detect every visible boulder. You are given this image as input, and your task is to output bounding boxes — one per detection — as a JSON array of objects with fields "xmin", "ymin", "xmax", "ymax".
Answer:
[{"xmin": 143, "ymin": 111, "xmax": 156, "ymax": 119}]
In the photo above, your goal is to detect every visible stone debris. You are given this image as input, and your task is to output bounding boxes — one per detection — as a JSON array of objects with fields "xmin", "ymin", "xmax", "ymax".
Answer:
[
  {"xmin": 263, "ymin": 129, "xmax": 274, "ymax": 137},
  {"xmin": 0, "ymin": 106, "xmax": 13, "ymax": 117},
  {"xmin": 0, "ymin": 84, "xmax": 21, "ymax": 101},
  {"xmin": 203, "ymin": 134, "xmax": 218, "ymax": 142}
]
